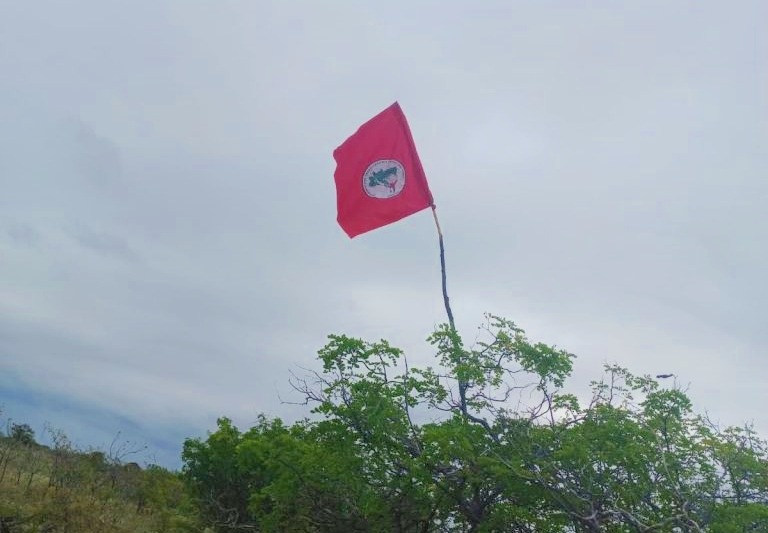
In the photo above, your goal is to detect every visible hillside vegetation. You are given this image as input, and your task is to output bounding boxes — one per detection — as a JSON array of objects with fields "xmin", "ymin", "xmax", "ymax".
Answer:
[{"xmin": 0, "ymin": 424, "xmax": 199, "ymax": 533}]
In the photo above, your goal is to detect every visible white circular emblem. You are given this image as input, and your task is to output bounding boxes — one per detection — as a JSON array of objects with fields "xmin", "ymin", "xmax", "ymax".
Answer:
[{"xmin": 362, "ymin": 159, "xmax": 406, "ymax": 199}]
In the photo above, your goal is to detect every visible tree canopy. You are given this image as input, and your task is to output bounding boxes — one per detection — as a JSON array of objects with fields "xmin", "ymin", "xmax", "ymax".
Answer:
[{"xmin": 183, "ymin": 315, "xmax": 768, "ymax": 532}]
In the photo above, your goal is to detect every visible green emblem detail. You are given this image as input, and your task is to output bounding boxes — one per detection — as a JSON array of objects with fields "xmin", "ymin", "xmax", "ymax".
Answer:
[{"xmin": 368, "ymin": 166, "xmax": 399, "ymax": 188}]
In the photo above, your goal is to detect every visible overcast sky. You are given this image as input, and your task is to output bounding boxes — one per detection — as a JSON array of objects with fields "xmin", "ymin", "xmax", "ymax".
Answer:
[{"xmin": 1, "ymin": 1, "xmax": 766, "ymax": 467}]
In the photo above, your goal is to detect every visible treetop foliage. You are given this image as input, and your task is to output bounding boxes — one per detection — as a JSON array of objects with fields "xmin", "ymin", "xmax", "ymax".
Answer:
[{"xmin": 183, "ymin": 315, "xmax": 768, "ymax": 532}]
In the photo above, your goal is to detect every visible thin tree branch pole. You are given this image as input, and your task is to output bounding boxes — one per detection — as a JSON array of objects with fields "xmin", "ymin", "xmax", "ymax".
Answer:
[
  {"xmin": 431, "ymin": 206, "xmax": 467, "ymax": 415},
  {"xmin": 431, "ymin": 206, "xmax": 455, "ymax": 329}
]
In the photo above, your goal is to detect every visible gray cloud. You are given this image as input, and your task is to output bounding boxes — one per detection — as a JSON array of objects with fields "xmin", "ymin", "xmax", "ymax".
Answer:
[
  {"xmin": 66, "ymin": 118, "xmax": 122, "ymax": 185},
  {"xmin": 1, "ymin": 0, "xmax": 766, "ymax": 464},
  {"xmin": 3, "ymin": 220, "xmax": 41, "ymax": 248},
  {"xmin": 67, "ymin": 226, "xmax": 138, "ymax": 262}
]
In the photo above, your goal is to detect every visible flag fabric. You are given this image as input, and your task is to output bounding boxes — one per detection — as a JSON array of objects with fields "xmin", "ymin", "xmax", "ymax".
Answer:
[{"xmin": 333, "ymin": 102, "xmax": 434, "ymax": 238}]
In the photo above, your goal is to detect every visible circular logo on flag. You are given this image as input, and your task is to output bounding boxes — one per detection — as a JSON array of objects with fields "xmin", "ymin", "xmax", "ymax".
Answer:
[{"xmin": 362, "ymin": 160, "xmax": 406, "ymax": 199}]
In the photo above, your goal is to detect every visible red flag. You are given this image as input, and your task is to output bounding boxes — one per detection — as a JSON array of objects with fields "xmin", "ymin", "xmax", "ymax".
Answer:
[{"xmin": 333, "ymin": 102, "xmax": 434, "ymax": 238}]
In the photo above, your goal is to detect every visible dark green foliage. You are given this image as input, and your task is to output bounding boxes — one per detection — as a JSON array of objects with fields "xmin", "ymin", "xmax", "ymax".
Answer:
[{"xmin": 10, "ymin": 423, "xmax": 35, "ymax": 446}]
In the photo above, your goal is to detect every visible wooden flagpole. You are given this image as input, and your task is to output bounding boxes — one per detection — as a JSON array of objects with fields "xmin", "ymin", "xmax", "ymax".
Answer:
[
  {"xmin": 431, "ymin": 205, "xmax": 467, "ymax": 415},
  {"xmin": 431, "ymin": 206, "xmax": 455, "ymax": 329}
]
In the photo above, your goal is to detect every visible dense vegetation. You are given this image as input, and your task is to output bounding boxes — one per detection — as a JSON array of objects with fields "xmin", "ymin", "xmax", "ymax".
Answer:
[
  {"xmin": 4, "ymin": 316, "xmax": 768, "ymax": 531},
  {"xmin": 182, "ymin": 316, "xmax": 768, "ymax": 532},
  {"xmin": 0, "ymin": 422, "xmax": 199, "ymax": 533}
]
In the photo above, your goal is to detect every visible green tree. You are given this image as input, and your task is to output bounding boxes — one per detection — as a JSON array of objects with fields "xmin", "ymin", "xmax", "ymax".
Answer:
[
  {"xmin": 183, "ymin": 315, "xmax": 768, "ymax": 532},
  {"xmin": 10, "ymin": 423, "xmax": 35, "ymax": 446}
]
